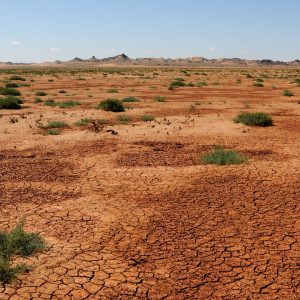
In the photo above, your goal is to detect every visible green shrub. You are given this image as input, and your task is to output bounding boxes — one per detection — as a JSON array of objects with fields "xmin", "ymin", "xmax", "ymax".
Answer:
[
  {"xmin": 59, "ymin": 90, "xmax": 66, "ymax": 93},
  {"xmin": 0, "ymin": 97, "xmax": 23, "ymax": 109},
  {"xmin": 5, "ymin": 82, "xmax": 19, "ymax": 88},
  {"xmin": 236, "ymin": 79, "xmax": 241, "ymax": 84},
  {"xmin": 0, "ymin": 87, "xmax": 21, "ymax": 96},
  {"xmin": 282, "ymin": 89, "xmax": 294, "ymax": 97},
  {"xmin": 255, "ymin": 78, "xmax": 264, "ymax": 83},
  {"xmin": 202, "ymin": 146, "xmax": 247, "ymax": 165},
  {"xmin": 9, "ymin": 76, "xmax": 25, "ymax": 81},
  {"xmin": 47, "ymin": 129, "xmax": 60, "ymax": 135},
  {"xmin": 169, "ymin": 80, "xmax": 185, "ymax": 88},
  {"xmin": 107, "ymin": 88, "xmax": 118, "ymax": 93},
  {"xmin": 98, "ymin": 99, "xmax": 125, "ymax": 112},
  {"xmin": 0, "ymin": 221, "xmax": 45, "ymax": 284},
  {"xmin": 74, "ymin": 118, "xmax": 91, "ymax": 126},
  {"xmin": 117, "ymin": 115, "xmax": 132, "ymax": 123},
  {"xmin": 154, "ymin": 96, "xmax": 166, "ymax": 102},
  {"xmin": 57, "ymin": 100, "xmax": 80, "ymax": 108},
  {"xmin": 44, "ymin": 99, "xmax": 56, "ymax": 106},
  {"xmin": 234, "ymin": 112, "xmax": 273, "ymax": 126},
  {"xmin": 34, "ymin": 97, "xmax": 43, "ymax": 103},
  {"xmin": 35, "ymin": 91, "xmax": 47, "ymax": 96},
  {"xmin": 140, "ymin": 114, "xmax": 155, "ymax": 122},
  {"xmin": 121, "ymin": 96, "xmax": 139, "ymax": 102}
]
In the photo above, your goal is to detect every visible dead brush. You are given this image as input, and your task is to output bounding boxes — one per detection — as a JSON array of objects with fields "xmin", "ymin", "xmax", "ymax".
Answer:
[{"xmin": 88, "ymin": 119, "xmax": 105, "ymax": 133}]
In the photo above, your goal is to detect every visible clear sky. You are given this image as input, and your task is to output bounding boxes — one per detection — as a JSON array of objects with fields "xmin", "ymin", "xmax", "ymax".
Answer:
[{"xmin": 1, "ymin": 0, "xmax": 300, "ymax": 62}]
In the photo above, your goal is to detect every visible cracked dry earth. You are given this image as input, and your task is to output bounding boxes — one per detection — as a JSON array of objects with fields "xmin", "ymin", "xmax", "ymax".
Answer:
[{"xmin": 0, "ymin": 69, "xmax": 300, "ymax": 299}]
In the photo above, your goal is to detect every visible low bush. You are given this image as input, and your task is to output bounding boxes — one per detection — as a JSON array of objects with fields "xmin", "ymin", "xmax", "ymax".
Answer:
[
  {"xmin": 0, "ymin": 221, "xmax": 45, "ymax": 284},
  {"xmin": 154, "ymin": 96, "xmax": 166, "ymax": 102},
  {"xmin": 202, "ymin": 146, "xmax": 247, "ymax": 165},
  {"xmin": 5, "ymin": 82, "xmax": 19, "ymax": 88},
  {"xmin": 35, "ymin": 91, "xmax": 47, "ymax": 96},
  {"xmin": 0, "ymin": 97, "xmax": 23, "ymax": 109},
  {"xmin": 252, "ymin": 82, "xmax": 264, "ymax": 87},
  {"xmin": 234, "ymin": 112, "xmax": 273, "ymax": 126},
  {"xmin": 9, "ymin": 76, "xmax": 25, "ymax": 81},
  {"xmin": 98, "ymin": 99, "xmax": 125, "ymax": 112},
  {"xmin": 282, "ymin": 89, "xmax": 294, "ymax": 97},
  {"xmin": 107, "ymin": 88, "xmax": 118, "ymax": 93},
  {"xmin": 117, "ymin": 115, "xmax": 132, "ymax": 123},
  {"xmin": 46, "ymin": 121, "xmax": 68, "ymax": 128},
  {"xmin": 57, "ymin": 100, "xmax": 80, "ymax": 108},
  {"xmin": 0, "ymin": 87, "xmax": 21, "ymax": 96},
  {"xmin": 74, "ymin": 118, "xmax": 91, "ymax": 126},
  {"xmin": 140, "ymin": 114, "xmax": 154, "ymax": 122},
  {"xmin": 121, "ymin": 96, "xmax": 139, "ymax": 102}
]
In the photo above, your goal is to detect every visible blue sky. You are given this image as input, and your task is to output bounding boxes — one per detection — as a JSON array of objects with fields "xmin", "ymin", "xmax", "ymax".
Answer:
[{"xmin": 1, "ymin": 0, "xmax": 300, "ymax": 62}]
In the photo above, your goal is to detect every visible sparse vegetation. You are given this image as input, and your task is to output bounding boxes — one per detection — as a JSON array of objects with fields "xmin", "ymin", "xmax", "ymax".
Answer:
[
  {"xmin": 234, "ymin": 112, "xmax": 273, "ymax": 126},
  {"xmin": 98, "ymin": 99, "xmax": 125, "ymax": 112},
  {"xmin": 202, "ymin": 146, "xmax": 247, "ymax": 165}
]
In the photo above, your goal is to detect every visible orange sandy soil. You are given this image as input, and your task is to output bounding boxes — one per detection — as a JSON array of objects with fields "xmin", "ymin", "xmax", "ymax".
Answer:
[{"xmin": 0, "ymin": 68, "xmax": 300, "ymax": 299}]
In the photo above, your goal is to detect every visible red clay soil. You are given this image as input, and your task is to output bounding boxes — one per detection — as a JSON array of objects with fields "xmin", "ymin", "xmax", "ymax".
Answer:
[{"xmin": 0, "ymin": 68, "xmax": 300, "ymax": 299}]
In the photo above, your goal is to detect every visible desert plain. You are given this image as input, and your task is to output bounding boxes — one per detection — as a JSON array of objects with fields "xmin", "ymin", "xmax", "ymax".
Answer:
[{"xmin": 0, "ymin": 67, "xmax": 300, "ymax": 299}]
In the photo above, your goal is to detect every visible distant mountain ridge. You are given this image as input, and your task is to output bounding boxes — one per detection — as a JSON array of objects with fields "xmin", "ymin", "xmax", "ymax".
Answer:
[{"xmin": 1, "ymin": 54, "xmax": 300, "ymax": 67}]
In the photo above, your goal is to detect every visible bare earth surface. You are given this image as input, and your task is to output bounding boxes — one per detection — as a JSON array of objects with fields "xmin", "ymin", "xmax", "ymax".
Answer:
[{"xmin": 0, "ymin": 68, "xmax": 300, "ymax": 299}]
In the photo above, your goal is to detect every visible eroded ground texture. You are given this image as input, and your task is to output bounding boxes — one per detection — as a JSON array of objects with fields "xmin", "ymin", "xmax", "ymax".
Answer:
[{"xmin": 0, "ymin": 68, "xmax": 300, "ymax": 299}]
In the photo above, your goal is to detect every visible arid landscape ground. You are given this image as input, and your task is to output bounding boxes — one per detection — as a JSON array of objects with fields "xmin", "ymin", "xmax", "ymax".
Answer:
[{"xmin": 0, "ymin": 67, "xmax": 300, "ymax": 299}]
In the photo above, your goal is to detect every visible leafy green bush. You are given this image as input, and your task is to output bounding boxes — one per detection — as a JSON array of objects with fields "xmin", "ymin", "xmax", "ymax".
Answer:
[
  {"xmin": 282, "ymin": 89, "xmax": 294, "ymax": 97},
  {"xmin": 0, "ymin": 87, "xmax": 21, "ymax": 96},
  {"xmin": 0, "ymin": 97, "xmax": 23, "ymax": 109},
  {"xmin": 35, "ymin": 91, "xmax": 47, "ymax": 96},
  {"xmin": 234, "ymin": 112, "xmax": 273, "ymax": 126},
  {"xmin": 121, "ymin": 96, "xmax": 139, "ymax": 102},
  {"xmin": 140, "ymin": 114, "xmax": 155, "ymax": 122},
  {"xmin": 0, "ymin": 221, "xmax": 45, "ymax": 284},
  {"xmin": 202, "ymin": 146, "xmax": 247, "ymax": 165},
  {"xmin": 98, "ymin": 99, "xmax": 125, "ymax": 112}
]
